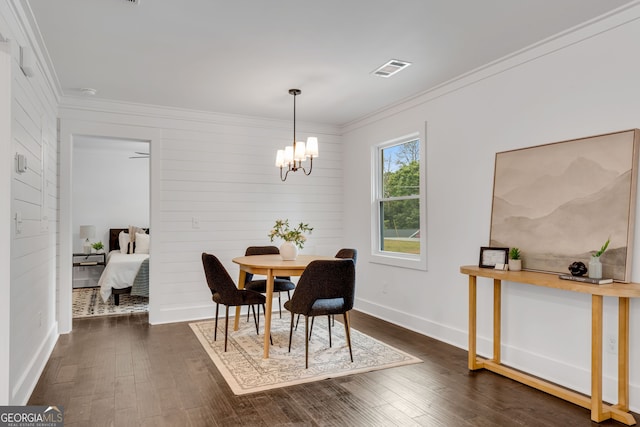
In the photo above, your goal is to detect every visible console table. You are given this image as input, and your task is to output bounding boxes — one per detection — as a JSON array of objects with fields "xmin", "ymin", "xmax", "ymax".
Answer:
[{"xmin": 460, "ymin": 265, "xmax": 640, "ymax": 425}]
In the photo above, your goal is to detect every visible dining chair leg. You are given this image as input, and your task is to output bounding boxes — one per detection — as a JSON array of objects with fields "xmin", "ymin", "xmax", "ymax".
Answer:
[
  {"xmin": 214, "ymin": 303, "xmax": 220, "ymax": 342},
  {"xmin": 305, "ymin": 315, "xmax": 309, "ymax": 369},
  {"xmin": 295, "ymin": 314, "xmax": 301, "ymax": 331},
  {"xmin": 251, "ymin": 305, "xmax": 259, "ymax": 335},
  {"xmin": 288, "ymin": 312, "xmax": 295, "ymax": 352},
  {"xmin": 278, "ymin": 292, "xmax": 282, "ymax": 318},
  {"xmin": 224, "ymin": 305, "xmax": 230, "ymax": 352},
  {"xmin": 343, "ymin": 312, "xmax": 353, "ymax": 362},
  {"xmin": 308, "ymin": 316, "xmax": 315, "ymax": 341},
  {"xmin": 328, "ymin": 315, "xmax": 332, "ymax": 348}
]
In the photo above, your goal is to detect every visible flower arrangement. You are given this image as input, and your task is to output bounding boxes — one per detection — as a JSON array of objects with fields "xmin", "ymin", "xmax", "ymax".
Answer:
[{"xmin": 268, "ymin": 219, "xmax": 313, "ymax": 249}]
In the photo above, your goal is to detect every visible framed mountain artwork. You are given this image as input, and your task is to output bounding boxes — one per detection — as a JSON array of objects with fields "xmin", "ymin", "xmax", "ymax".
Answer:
[{"xmin": 489, "ymin": 129, "xmax": 640, "ymax": 282}]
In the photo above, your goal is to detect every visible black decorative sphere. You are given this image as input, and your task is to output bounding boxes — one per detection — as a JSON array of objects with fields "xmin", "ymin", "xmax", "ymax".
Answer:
[{"xmin": 568, "ymin": 261, "xmax": 588, "ymax": 276}]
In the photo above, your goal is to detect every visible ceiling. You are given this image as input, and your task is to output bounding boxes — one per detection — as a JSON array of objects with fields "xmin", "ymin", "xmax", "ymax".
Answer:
[{"xmin": 26, "ymin": 0, "xmax": 635, "ymax": 126}]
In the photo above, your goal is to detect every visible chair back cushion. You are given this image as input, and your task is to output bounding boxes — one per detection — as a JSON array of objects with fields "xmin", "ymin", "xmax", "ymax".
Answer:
[
  {"xmin": 288, "ymin": 259, "xmax": 355, "ymax": 315},
  {"xmin": 201, "ymin": 253, "xmax": 243, "ymax": 305},
  {"xmin": 335, "ymin": 248, "xmax": 358, "ymax": 264}
]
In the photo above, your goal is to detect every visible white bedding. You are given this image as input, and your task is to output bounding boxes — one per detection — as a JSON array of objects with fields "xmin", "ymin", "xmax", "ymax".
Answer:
[{"xmin": 99, "ymin": 251, "xmax": 150, "ymax": 302}]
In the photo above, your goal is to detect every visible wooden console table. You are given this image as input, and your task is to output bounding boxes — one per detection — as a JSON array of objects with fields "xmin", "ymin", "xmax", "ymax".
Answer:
[{"xmin": 460, "ymin": 265, "xmax": 640, "ymax": 425}]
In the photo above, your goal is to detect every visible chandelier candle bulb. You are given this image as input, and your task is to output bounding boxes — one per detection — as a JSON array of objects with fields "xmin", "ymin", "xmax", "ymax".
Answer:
[
  {"xmin": 275, "ymin": 150, "xmax": 285, "ymax": 167},
  {"xmin": 306, "ymin": 137, "xmax": 319, "ymax": 157},
  {"xmin": 294, "ymin": 141, "xmax": 306, "ymax": 161}
]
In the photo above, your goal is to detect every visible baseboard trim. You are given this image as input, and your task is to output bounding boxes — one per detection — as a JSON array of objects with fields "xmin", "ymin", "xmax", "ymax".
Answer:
[{"xmin": 12, "ymin": 322, "xmax": 58, "ymax": 405}]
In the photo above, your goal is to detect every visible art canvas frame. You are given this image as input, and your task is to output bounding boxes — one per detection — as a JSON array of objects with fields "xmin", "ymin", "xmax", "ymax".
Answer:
[{"xmin": 489, "ymin": 129, "xmax": 640, "ymax": 282}]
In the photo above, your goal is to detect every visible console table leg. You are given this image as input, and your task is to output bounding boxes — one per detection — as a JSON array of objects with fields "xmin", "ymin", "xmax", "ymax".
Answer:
[
  {"xmin": 468, "ymin": 275, "xmax": 478, "ymax": 370},
  {"xmin": 493, "ymin": 279, "xmax": 501, "ymax": 364},
  {"xmin": 619, "ymin": 297, "xmax": 630, "ymax": 411},
  {"xmin": 591, "ymin": 294, "xmax": 605, "ymax": 422}
]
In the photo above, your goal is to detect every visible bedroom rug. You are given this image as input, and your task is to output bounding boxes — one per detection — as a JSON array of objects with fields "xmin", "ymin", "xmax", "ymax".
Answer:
[
  {"xmin": 189, "ymin": 314, "xmax": 422, "ymax": 395},
  {"xmin": 72, "ymin": 287, "xmax": 148, "ymax": 318}
]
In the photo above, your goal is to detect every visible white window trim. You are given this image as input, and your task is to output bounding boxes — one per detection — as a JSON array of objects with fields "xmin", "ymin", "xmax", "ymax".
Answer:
[{"xmin": 370, "ymin": 131, "xmax": 427, "ymax": 270}]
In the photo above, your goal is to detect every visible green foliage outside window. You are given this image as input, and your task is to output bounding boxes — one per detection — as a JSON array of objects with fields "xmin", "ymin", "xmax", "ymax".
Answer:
[{"xmin": 379, "ymin": 139, "xmax": 421, "ymax": 254}]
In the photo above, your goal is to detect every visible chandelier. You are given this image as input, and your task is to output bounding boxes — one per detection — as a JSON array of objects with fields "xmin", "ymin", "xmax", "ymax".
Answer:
[{"xmin": 275, "ymin": 89, "xmax": 319, "ymax": 181}]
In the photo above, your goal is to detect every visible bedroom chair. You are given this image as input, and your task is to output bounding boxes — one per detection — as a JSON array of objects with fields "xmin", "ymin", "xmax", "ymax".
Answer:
[
  {"xmin": 284, "ymin": 259, "xmax": 356, "ymax": 368},
  {"xmin": 298, "ymin": 248, "xmax": 358, "ymax": 335},
  {"xmin": 243, "ymin": 246, "xmax": 296, "ymax": 319},
  {"xmin": 201, "ymin": 253, "xmax": 267, "ymax": 352}
]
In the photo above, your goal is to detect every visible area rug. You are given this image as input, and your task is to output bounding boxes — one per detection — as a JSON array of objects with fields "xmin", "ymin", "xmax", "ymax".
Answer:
[
  {"xmin": 189, "ymin": 314, "xmax": 422, "ymax": 395},
  {"xmin": 72, "ymin": 287, "xmax": 148, "ymax": 318}
]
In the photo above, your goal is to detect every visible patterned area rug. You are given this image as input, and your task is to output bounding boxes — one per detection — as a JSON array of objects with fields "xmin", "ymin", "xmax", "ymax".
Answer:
[
  {"xmin": 190, "ymin": 314, "xmax": 422, "ymax": 395},
  {"xmin": 72, "ymin": 287, "xmax": 148, "ymax": 318}
]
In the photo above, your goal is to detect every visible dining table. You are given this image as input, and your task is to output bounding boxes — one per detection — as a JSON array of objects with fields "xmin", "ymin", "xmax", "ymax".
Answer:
[{"xmin": 232, "ymin": 253, "xmax": 337, "ymax": 358}]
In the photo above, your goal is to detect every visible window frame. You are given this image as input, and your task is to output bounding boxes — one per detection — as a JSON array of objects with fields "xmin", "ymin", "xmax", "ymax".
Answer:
[{"xmin": 371, "ymin": 131, "xmax": 427, "ymax": 270}]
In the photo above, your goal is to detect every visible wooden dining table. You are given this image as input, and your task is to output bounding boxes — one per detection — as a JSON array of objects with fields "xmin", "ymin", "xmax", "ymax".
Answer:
[{"xmin": 232, "ymin": 254, "xmax": 336, "ymax": 358}]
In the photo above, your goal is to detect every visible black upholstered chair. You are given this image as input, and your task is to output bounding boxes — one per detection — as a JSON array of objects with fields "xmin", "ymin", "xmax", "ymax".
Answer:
[
  {"xmin": 244, "ymin": 246, "xmax": 296, "ymax": 318},
  {"xmin": 284, "ymin": 259, "xmax": 356, "ymax": 368},
  {"xmin": 300, "ymin": 248, "xmax": 358, "ymax": 333},
  {"xmin": 201, "ymin": 253, "xmax": 266, "ymax": 352}
]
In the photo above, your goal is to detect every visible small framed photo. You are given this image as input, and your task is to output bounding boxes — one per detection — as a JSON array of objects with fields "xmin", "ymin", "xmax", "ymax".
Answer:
[{"xmin": 479, "ymin": 247, "xmax": 509, "ymax": 268}]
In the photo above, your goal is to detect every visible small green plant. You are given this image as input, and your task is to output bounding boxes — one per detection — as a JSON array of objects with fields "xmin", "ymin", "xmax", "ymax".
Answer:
[
  {"xmin": 92, "ymin": 241, "xmax": 104, "ymax": 251},
  {"xmin": 509, "ymin": 247, "xmax": 521, "ymax": 260},
  {"xmin": 592, "ymin": 238, "xmax": 610, "ymax": 257},
  {"xmin": 268, "ymin": 219, "xmax": 313, "ymax": 249}
]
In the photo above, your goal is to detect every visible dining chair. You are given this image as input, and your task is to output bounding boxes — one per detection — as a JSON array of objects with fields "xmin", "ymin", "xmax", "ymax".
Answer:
[
  {"xmin": 244, "ymin": 246, "xmax": 296, "ymax": 319},
  {"xmin": 299, "ymin": 248, "xmax": 358, "ymax": 334},
  {"xmin": 201, "ymin": 253, "xmax": 267, "ymax": 352},
  {"xmin": 284, "ymin": 259, "xmax": 356, "ymax": 368}
]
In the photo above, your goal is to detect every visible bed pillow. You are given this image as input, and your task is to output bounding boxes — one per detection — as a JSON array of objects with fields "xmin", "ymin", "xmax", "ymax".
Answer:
[
  {"xmin": 118, "ymin": 231, "xmax": 130, "ymax": 254},
  {"xmin": 135, "ymin": 232, "xmax": 150, "ymax": 254}
]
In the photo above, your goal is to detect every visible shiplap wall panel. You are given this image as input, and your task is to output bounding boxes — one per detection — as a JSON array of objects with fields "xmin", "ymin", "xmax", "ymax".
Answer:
[
  {"xmin": 59, "ymin": 98, "xmax": 343, "ymax": 324},
  {"xmin": 3, "ymin": 0, "xmax": 59, "ymax": 405}
]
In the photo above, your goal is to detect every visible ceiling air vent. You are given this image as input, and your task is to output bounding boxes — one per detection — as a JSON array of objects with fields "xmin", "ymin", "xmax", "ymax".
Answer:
[{"xmin": 372, "ymin": 59, "xmax": 412, "ymax": 78}]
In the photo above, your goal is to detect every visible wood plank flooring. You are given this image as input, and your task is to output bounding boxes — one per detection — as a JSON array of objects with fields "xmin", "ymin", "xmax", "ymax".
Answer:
[{"xmin": 29, "ymin": 311, "xmax": 637, "ymax": 426}]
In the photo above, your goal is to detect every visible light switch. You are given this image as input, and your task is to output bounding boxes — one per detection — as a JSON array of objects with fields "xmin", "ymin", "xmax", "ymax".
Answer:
[{"xmin": 15, "ymin": 211, "xmax": 22, "ymax": 234}]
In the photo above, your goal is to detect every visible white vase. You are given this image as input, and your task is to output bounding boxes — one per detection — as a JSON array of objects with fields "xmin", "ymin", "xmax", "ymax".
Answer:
[
  {"xmin": 508, "ymin": 259, "xmax": 522, "ymax": 271},
  {"xmin": 589, "ymin": 256, "xmax": 602, "ymax": 279},
  {"xmin": 280, "ymin": 241, "xmax": 298, "ymax": 260}
]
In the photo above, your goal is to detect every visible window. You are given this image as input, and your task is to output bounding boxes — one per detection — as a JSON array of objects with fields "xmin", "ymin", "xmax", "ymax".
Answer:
[{"xmin": 372, "ymin": 133, "xmax": 426, "ymax": 270}]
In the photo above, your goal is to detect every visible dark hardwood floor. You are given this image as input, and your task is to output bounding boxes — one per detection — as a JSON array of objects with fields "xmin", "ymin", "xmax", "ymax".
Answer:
[{"xmin": 29, "ymin": 311, "xmax": 636, "ymax": 426}]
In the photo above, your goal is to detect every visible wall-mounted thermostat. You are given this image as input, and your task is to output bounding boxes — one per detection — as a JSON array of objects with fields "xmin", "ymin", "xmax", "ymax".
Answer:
[{"xmin": 15, "ymin": 153, "xmax": 27, "ymax": 173}]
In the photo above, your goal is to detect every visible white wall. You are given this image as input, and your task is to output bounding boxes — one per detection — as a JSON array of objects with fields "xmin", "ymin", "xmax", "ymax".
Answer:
[
  {"xmin": 0, "ymin": 2, "xmax": 59, "ymax": 405},
  {"xmin": 343, "ymin": 4, "xmax": 640, "ymax": 412},
  {"xmin": 72, "ymin": 137, "xmax": 149, "ymax": 253}
]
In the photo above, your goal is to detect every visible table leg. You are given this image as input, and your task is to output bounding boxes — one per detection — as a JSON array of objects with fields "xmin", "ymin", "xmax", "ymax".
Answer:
[
  {"xmin": 468, "ymin": 275, "xmax": 478, "ymax": 370},
  {"xmin": 619, "ymin": 297, "xmax": 630, "ymax": 411},
  {"xmin": 263, "ymin": 270, "xmax": 274, "ymax": 358},
  {"xmin": 493, "ymin": 279, "xmax": 501, "ymax": 364},
  {"xmin": 591, "ymin": 294, "xmax": 604, "ymax": 422},
  {"xmin": 234, "ymin": 270, "xmax": 247, "ymax": 331}
]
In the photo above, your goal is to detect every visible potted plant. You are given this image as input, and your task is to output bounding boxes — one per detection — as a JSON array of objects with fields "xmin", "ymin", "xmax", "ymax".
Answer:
[
  {"xmin": 508, "ymin": 247, "xmax": 522, "ymax": 271},
  {"xmin": 589, "ymin": 238, "xmax": 610, "ymax": 279},
  {"xmin": 268, "ymin": 219, "xmax": 313, "ymax": 260},
  {"xmin": 92, "ymin": 241, "xmax": 104, "ymax": 254}
]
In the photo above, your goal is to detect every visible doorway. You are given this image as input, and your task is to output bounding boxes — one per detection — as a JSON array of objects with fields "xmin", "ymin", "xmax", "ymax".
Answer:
[
  {"xmin": 58, "ymin": 120, "xmax": 161, "ymax": 333},
  {"xmin": 71, "ymin": 136, "xmax": 149, "ymax": 318}
]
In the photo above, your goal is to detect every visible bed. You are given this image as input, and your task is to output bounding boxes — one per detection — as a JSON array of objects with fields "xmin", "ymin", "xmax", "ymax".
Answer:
[{"xmin": 97, "ymin": 228, "xmax": 150, "ymax": 304}]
